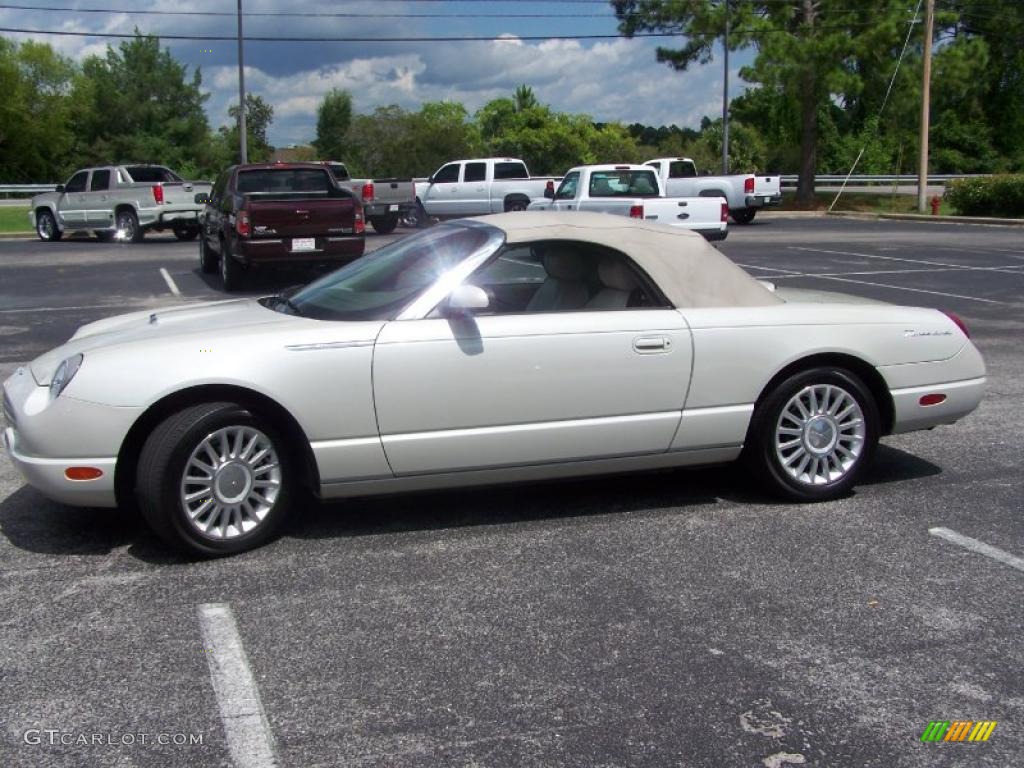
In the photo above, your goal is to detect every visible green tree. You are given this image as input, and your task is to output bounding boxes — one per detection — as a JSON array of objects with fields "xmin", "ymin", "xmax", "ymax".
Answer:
[
  {"xmin": 313, "ymin": 88, "xmax": 353, "ymax": 160},
  {"xmin": 218, "ymin": 93, "xmax": 275, "ymax": 163},
  {"xmin": 73, "ymin": 33, "xmax": 210, "ymax": 171},
  {"xmin": 0, "ymin": 39, "xmax": 77, "ymax": 182},
  {"xmin": 513, "ymin": 84, "xmax": 539, "ymax": 112},
  {"xmin": 613, "ymin": 1, "xmax": 917, "ymax": 202}
]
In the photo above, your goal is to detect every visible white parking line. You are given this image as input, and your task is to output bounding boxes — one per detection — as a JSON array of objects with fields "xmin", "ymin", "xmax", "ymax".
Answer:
[
  {"xmin": 160, "ymin": 267, "xmax": 182, "ymax": 297},
  {"xmin": 736, "ymin": 264, "xmax": 1005, "ymax": 304},
  {"xmin": 788, "ymin": 246, "xmax": 1024, "ymax": 275},
  {"xmin": 197, "ymin": 603, "xmax": 278, "ymax": 768},
  {"xmin": 0, "ymin": 304, "xmax": 134, "ymax": 314},
  {"xmin": 929, "ymin": 527, "xmax": 1024, "ymax": 573}
]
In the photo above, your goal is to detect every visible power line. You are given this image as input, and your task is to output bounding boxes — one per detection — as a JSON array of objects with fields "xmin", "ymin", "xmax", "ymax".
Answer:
[{"xmin": 0, "ymin": 3, "xmax": 633, "ymax": 18}]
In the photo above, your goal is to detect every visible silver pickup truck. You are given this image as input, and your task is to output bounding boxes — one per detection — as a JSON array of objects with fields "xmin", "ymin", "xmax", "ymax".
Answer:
[
  {"xmin": 29, "ymin": 165, "xmax": 213, "ymax": 243},
  {"xmin": 644, "ymin": 157, "xmax": 781, "ymax": 224},
  {"xmin": 527, "ymin": 164, "xmax": 728, "ymax": 242},
  {"xmin": 322, "ymin": 161, "xmax": 417, "ymax": 234},
  {"xmin": 415, "ymin": 158, "xmax": 558, "ymax": 220}
]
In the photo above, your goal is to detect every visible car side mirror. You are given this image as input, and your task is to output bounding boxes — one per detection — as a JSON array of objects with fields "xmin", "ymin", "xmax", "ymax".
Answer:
[
  {"xmin": 55, "ymin": 184, "xmax": 65, "ymax": 193},
  {"xmin": 445, "ymin": 284, "xmax": 489, "ymax": 315}
]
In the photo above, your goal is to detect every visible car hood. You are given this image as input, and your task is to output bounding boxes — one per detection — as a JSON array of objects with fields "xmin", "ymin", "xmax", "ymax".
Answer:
[{"xmin": 30, "ymin": 299, "xmax": 298, "ymax": 384}]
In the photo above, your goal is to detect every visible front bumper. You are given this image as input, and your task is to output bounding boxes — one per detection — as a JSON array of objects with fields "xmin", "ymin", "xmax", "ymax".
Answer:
[
  {"xmin": 745, "ymin": 194, "xmax": 782, "ymax": 208},
  {"xmin": 3, "ymin": 427, "xmax": 117, "ymax": 507}
]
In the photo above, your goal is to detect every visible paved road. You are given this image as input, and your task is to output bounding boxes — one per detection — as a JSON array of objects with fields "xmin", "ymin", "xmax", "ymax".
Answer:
[{"xmin": 1, "ymin": 218, "xmax": 1022, "ymax": 767}]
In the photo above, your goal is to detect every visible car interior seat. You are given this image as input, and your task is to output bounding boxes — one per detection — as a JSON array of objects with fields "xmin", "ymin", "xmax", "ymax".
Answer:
[
  {"xmin": 585, "ymin": 257, "xmax": 642, "ymax": 310},
  {"xmin": 525, "ymin": 246, "xmax": 590, "ymax": 312}
]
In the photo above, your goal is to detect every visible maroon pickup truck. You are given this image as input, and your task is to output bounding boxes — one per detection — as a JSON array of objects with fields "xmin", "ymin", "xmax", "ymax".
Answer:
[{"xmin": 199, "ymin": 162, "xmax": 365, "ymax": 291}]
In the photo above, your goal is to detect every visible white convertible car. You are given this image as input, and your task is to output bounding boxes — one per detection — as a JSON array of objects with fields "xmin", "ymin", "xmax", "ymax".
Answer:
[{"xmin": 3, "ymin": 212, "xmax": 985, "ymax": 555}]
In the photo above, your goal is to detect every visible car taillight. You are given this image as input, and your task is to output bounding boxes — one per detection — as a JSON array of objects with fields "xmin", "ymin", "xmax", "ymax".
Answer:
[
  {"xmin": 721, "ymin": 202, "xmax": 729, "ymax": 222},
  {"xmin": 629, "ymin": 204, "xmax": 644, "ymax": 219},
  {"xmin": 152, "ymin": 184, "xmax": 164, "ymax": 204},
  {"xmin": 235, "ymin": 209, "xmax": 250, "ymax": 237},
  {"xmin": 354, "ymin": 209, "xmax": 365, "ymax": 234},
  {"xmin": 361, "ymin": 182, "xmax": 374, "ymax": 203},
  {"xmin": 744, "ymin": 176, "xmax": 754, "ymax": 194},
  {"xmin": 942, "ymin": 310, "xmax": 970, "ymax": 338}
]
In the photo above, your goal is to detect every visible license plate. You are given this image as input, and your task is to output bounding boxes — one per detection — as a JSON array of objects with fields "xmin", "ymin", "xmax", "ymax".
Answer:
[
  {"xmin": 291, "ymin": 238, "xmax": 316, "ymax": 252},
  {"xmin": 388, "ymin": 204, "xmax": 399, "ymax": 212},
  {"xmin": 763, "ymin": 196, "xmax": 771, "ymax": 204}
]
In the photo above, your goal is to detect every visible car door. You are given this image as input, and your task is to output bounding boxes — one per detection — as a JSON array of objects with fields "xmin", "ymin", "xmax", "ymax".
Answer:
[
  {"xmin": 458, "ymin": 161, "xmax": 488, "ymax": 215},
  {"xmin": 372, "ymin": 240, "xmax": 693, "ymax": 475},
  {"xmin": 84, "ymin": 168, "xmax": 113, "ymax": 228},
  {"xmin": 420, "ymin": 162, "xmax": 462, "ymax": 216},
  {"xmin": 57, "ymin": 170, "xmax": 90, "ymax": 228},
  {"xmin": 202, "ymin": 169, "xmax": 230, "ymax": 252}
]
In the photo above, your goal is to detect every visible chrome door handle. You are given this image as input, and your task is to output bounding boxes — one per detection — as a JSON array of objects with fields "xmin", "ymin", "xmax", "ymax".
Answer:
[{"xmin": 633, "ymin": 335, "xmax": 671, "ymax": 353}]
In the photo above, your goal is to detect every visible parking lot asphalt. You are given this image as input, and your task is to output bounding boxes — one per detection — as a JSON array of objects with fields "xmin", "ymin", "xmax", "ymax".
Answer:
[{"xmin": 1, "ymin": 216, "xmax": 1022, "ymax": 767}]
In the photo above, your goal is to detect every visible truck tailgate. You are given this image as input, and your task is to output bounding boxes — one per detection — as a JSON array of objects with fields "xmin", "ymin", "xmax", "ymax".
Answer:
[
  {"xmin": 642, "ymin": 197, "xmax": 726, "ymax": 231},
  {"xmin": 754, "ymin": 176, "xmax": 781, "ymax": 197},
  {"xmin": 370, "ymin": 178, "xmax": 415, "ymax": 205},
  {"xmin": 160, "ymin": 181, "xmax": 213, "ymax": 207},
  {"xmin": 246, "ymin": 196, "xmax": 356, "ymax": 238}
]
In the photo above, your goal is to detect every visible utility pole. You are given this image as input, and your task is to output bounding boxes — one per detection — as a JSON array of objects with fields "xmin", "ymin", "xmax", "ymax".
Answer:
[
  {"xmin": 722, "ymin": 0, "xmax": 730, "ymax": 174},
  {"xmin": 917, "ymin": 0, "xmax": 934, "ymax": 212},
  {"xmin": 237, "ymin": 0, "xmax": 248, "ymax": 164}
]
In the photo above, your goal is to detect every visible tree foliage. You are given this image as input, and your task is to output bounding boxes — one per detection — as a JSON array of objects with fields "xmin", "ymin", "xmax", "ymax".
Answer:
[{"xmin": 313, "ymin": 88, "xmax": 353, "ymax": 161}]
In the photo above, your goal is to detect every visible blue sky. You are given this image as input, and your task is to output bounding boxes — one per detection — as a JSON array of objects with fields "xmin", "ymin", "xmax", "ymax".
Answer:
[{"xmin": 1, "ymin": 1, "xmax": 753, "ymax": 146}]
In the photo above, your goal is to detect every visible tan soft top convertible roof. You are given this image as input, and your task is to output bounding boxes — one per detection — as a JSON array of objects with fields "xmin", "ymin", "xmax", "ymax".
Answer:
[{"xmin": 473, "ymin": 211, "xmax": 782, "ymax": 308}]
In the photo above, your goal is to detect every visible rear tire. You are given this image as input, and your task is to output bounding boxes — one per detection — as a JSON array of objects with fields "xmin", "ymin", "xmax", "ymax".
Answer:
[
  {"xmin": 199, "ymin": 235, "xmax": 217, "ymax": 274},
  {"xmin": 36, "ymin": 209, "xmax": 61, "ymax": 241},
  {"xmin": 402, "ymin": 201, "xmax": 429, "ymax": 228},
  {"xmin": 219, "ymin": 239, "xmax": 245, "ymax": 292},
  {"xmin": 731, "ymin": 208, "xmax": 757, "ymax": 225},
  {"xmin": 504, "ymin": 195, "xmax": 530, "ymax": 212},
  {"xmin": 115, "ymin": 208, "xmax": 144, "ymax": 243},
  {"xmin": 136, "ymin": 402, "xmax": 293, "ymax": 557},
  {"xmin": 745, "ymin": 367, "xmax": 879, "ymax": 502},
  {"xmin": 369, "ymin": 215, "xmax": 398, "ymax": 234}
]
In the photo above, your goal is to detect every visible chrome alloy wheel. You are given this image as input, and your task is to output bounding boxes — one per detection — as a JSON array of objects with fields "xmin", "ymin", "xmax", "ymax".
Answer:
[
  {"xmin": 774, "ymin": 384, "xmax": 866, "ymax": 487},
  {"xmin": 37, "ymin": 213, "xmax": 55, "ymax": 239},
  {"xmin": 179, "ymin": 426, "xmax": 282, "ymax": 539}
]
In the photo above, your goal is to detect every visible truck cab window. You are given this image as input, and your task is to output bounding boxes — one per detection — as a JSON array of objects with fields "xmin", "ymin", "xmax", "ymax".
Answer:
[
  {"xmin": 433, "ymin": 164, "xmax": 460, "ymax": 184},
  {"xmin": 90, "ymin": 169, "xmax": 111, "ymax": 191},
  {"xmin": 494, "ymin": 162, "xmax": 528, "ymax": 180},
  {"xmin": 65, "ymin": 171, "xmax": 88, "ymax": 193},
  {"xmin": 669, "ymin": 161, "xmax": 697, "ymax": 178},
  {"xmin": 464, "ymin": 163, "xmax": 487, "ymax": 183}
]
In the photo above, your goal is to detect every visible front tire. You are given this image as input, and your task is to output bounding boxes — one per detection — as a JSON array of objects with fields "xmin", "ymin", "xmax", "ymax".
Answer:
[
  {"xmin": 369, "ymin": 215, "xmax": 398, "ymax": 234},
  {"xmin": 115, "ymin": 208, "xmax": 144, "ymax": 243},
  {"xmin": 36, "ymin": 209, "xmax": 61, "ymax": 241},
  {"xmin": 746, "ymin": 367, "xmax": 879, "ymax": 501},
  {"xmin": 731, "ymin": 208, "xmax": 757, "ymax": 225},
  {"xmin": 136, "ymin": 402, "xmax": 293, "ymax": 556}
]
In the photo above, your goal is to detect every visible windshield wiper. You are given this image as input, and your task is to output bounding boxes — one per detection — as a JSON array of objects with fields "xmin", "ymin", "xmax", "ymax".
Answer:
[{"xmin": 264, "ymin": 295, "xmax": 303, "ymax": 316}]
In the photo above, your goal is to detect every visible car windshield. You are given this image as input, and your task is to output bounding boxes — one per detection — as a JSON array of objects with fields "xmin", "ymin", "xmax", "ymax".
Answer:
[{"xmin": 286, "ymin": 224, "xmax": 495, "ymax": 321}]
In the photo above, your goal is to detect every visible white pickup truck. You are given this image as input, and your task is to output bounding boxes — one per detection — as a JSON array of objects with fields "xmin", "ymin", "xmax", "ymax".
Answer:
[
  {"xmin": 526, "ymin": 164, "xmax": 728, "ymax": 242},
  {"xmin": 644, "ymin": 157, "xmax": 781, "ymax": 224},
  {"xmin": 29, "ymin": 164, "xmax": 212, "ymax": 242},
  {"xmin": 415, "ymin": 158, "xmax": 558, "ymax": 220}
]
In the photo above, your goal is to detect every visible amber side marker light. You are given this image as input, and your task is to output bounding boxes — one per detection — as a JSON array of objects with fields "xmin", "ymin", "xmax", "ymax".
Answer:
[
  {"xmin": 942, "ymin": 310, "xmax": 971, "ymax": 338},
  {"xmin": 65, "ymin": 467, "xmax": 103, "ymax": 481},
  {"xmin": 919, "ymin": 394, "xmax": 947, "ymax": 407}
]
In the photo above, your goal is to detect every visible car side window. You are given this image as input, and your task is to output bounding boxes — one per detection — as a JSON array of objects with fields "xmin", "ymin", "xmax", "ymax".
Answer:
[
  {"xmin": 90, "ymin": 169, "xmax": 111, "ymax": 191},
  {"xmin": 463, "ymin": 162, "xmax": 487, "ymax": 183},
  {"xmin": 433, "ymin": 163, "xmax": 460, "ymax": 184},
  {"xmin": 669, "ymin": 161, "xmax": 697, "ymax": 178},
  {"xmin": 65, "ymin": 171, "xmax": 88, "ymax": 193},
  {"xmin": 462, "ymin": 240, "xmax": 670, "ymax": 315},
  {"xmin": 554, "ymin": 172, "xmax": 579, "ymax": 200}
]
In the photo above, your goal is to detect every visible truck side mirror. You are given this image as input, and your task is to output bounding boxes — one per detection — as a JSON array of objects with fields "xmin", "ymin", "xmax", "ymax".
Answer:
[
  {"xmin": 427, "ymin": 174, "xmax": 435, "ymax": 185},
  {"xmin": 544, "ymin": 181, "xmax": 555, "ymax": 199},
  {"xmin": 55, "ymin": 184, "xmax": 65, "ymax": 193}
]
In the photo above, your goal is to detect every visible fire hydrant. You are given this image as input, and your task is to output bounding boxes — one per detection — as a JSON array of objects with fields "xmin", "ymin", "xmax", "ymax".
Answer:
[{"xmin": 930, "ymin": 195, "xmax": 941, "ymax": 216}]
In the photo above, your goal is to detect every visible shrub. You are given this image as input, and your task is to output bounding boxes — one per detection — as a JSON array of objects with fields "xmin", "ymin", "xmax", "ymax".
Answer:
[{"xmin": 945, "ymin": 175, "xmax": 1024, "ymax": 217}]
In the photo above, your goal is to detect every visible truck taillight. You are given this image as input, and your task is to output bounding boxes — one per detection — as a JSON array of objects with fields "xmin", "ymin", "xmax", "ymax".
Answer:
[
  {"xmin": 629, "ymin": 204, "xmax": 644, "ymax": 219},
  {"xmin": 744, "ymin": 176, "xmax": 754, "ymax": 194},
  {"xmin": 361, "ymin": 182, "xmax": 374, "ymax": 203},
  {"xmin": 354, "ymin": 208, "xmax": 365, "ymax": 234},
  {"xmin": 721, "ymin": 202, "xmax": 729, "ymax": 222},
  {"xmin": 152, "ymin": 184, "xmax": 164, "ymax": 204},
  {"xmin": 235, "ymin": 210, "xmax": 250, "ymax": 237}
]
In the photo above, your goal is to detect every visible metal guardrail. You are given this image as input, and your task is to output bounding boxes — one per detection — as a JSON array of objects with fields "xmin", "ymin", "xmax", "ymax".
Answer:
[
  {"xmin": 777, "ymin": 173, "xmax": 990, "ymax": 187},
  {"xmin": 0, "ymin": 184, "xmax": 58, "ymax": 195}
]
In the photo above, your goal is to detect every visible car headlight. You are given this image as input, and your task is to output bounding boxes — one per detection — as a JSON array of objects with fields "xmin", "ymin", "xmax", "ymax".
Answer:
[{"xmin": 49, "ymin": 354, "xmax": 83, "ymax": 399}]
